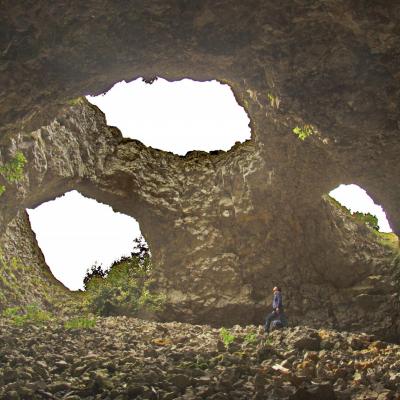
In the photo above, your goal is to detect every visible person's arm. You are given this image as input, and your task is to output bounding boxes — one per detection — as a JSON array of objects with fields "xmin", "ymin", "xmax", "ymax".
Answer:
[
  {"xmin": 276, "ymin": 292, "xmax": 282, "ymax": 311},
  {"xmin": 272, "ymin": 293, "xmax": 277, "ymax": 310},
  {"xmin": 272, "ymin": 293, "xmax": 279, "ymax": 311}
]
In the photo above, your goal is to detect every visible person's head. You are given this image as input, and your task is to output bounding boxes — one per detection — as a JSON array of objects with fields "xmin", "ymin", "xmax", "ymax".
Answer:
[{"xmin": 273, "ymin": 286, "xmax": 281, "ymax": 293}]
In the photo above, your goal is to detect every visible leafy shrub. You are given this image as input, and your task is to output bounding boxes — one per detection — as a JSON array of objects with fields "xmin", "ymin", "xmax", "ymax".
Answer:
[
  {"xmin": 2, "ymin": 304, "xmax": 52, "ymax": 326},
  {"xmin": 83, "ymin": 237, "xmax": 165, "ymax": 317},
  {"xmin": 64, "ymin": 316, "xmax": 96, "ymax": 329},
  {"xmin": 83, "ymin": 262, "xmax": 107, "ymax": 290},
  {"xmin": 0, "ymin": 151, "xmax": 27, "ymax": 196},
  {"xmin": 220, "ymin": 327, "xmax": 235, "ymax": 348},
  {"xmin": 353, "ymin": 212, "xmax": 379, "ymax": 231},
  {"xmin": 292, "ymin": 124, "xmax": 316, "ymax": 141},
  {"xmin": 0, "ymin": 151, "xmax": 27, "ymax": 182}
]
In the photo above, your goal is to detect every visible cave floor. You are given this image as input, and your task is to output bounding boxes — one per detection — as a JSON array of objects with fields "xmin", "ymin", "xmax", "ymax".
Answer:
[{"xmin": 0, "ymin": 317, "xmax": 398, "ymax": 399}]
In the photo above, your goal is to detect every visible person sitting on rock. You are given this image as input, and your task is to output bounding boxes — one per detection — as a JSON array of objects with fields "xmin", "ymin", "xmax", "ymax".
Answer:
[{"xmin": 264, "ymin": 286, "xmax": 287, "ymax": 334}]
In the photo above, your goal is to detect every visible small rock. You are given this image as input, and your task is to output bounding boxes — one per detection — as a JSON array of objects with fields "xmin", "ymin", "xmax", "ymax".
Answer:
[
  {"xmin": 4, "ymin": 391, "xmax": 19, "ymax": 400},
  {"xmin": 304, "ymin": 351, "xmax": 319, "ymax": 361},
  {"xmin": 169, "ymin": 374, "xmax": 191, "ymax": 390},
  {"xmin": 216, "ymin": 340, "xmax": 226, "ymax": 352},
  {"xmin": 47, "ymin": 381, "xmax": 71, "ymax": 393},
  {"xmin": 293, "ymin": 335, "xmax": 321, "ymax": 351},
  {"xmin": 377, "ymin": 391, "xmax": 395, "ymax": 400},
  {"xmin": 289, "ymin": 383, "xmax": 335, "ymax": 399},
  {"xmin": 162, "ymin": 392, "xmax": 177, "ymax": 400},
  {"xmin": 54, "ymin": 360, "xmax": 69, "ymax": 371}
]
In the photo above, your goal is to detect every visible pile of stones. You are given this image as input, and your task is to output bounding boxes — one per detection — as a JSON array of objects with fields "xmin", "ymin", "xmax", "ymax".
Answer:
[{"xmin": 0, "ymin": 317, "xmax": 399, "ymax": 399}]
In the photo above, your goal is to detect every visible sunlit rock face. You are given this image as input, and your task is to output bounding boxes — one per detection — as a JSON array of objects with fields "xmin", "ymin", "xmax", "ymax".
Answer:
[{"xmin": 0, "ymin": 2, "xmax": 399, "ymax": 339}]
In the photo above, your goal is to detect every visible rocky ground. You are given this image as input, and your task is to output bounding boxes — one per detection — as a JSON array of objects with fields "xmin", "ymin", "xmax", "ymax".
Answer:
[{"xmin": 0, "ymin": 318, "xmax": 399, "ymax": 400}]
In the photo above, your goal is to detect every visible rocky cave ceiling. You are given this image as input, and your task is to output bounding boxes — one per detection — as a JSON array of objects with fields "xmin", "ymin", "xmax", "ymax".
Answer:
[{"xmin": 0, "ymin": 1, "xmax": 399, "ymax": 339}]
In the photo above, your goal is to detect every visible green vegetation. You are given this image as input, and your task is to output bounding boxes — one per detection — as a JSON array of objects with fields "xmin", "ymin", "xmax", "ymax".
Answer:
[
  {"xmin": 2, "ymin": 304, "xmax": 52, "ymax": 326},
  {"xmin": 0, "ymin": 249, "xmax": 27, "ymax": 301},
  {"xmin": 265, "ymin": 336, "xmax": 272, "ymax": 345},
  {"xmin": 327, "ymin": 195, "xmax": 399, "ymax": 255},
  {"xmin": 83, "ymin": 237, "xmax": 165, "ymax": 317},
  {"xmin": 64, "ymin": 316, "xmax": 96, "ymax": 329},
  {"xmin": 0, "ymin": 151, "xmax": 27, "ymax": 196},
  {"xmin": 67, "ymin": 97, "xmax": 84, "ymax": 106},
  {"xmin": 353, "ymin": 212, "xmax": 379, "ymax": 231},
  {"xmin": 292, "ymin": 124, "xmax": 316, "ymax": 141},
  {"xmin": 0, "ymin": 151, "xmax": 27, "ymax": 182},
  {"xmin": 327, "ymin": 195, "xmax": 382, "ymax": 233},
  {"xmin": 244, "ymin": 332, "xmax": 258, "ymax": 345},
  {"xmin": 0, "ymin": 238, "xmax": 164, "ymax": 327},
  {"xmin": 219, "ymin": 327, "xmax": 235, "ymax": 348},
  {"xmin": 2, "ymin": 304, "xmax": 96, "ymax": 330},
  {"xmin": 372, "ymin": 231, "xmax": 399, "ymax": 253}
]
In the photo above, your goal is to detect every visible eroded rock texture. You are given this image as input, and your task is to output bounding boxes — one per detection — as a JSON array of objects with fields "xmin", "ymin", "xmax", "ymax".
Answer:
[
  {"xmin": 0, "ymin": 211, "xmax": 70, "ymax": 310},
  {"xmin": 0, "ymin": 101, "xmax": 399, "ymax": 340},
  {"xmin": 0, "ymin": 2, "xmax": 399, "ymax": 339}
]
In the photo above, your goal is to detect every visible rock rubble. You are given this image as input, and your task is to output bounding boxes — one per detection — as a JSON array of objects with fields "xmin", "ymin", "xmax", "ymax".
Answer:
[{"xmin": 0, "ymin": 317, "xmax": 399, "ymax": 400}]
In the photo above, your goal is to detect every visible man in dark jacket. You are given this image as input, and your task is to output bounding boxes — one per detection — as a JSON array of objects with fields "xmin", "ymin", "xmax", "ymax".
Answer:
[{"xmin": 264, "ymin": 286, "xmax": 286, "ymax": 334}]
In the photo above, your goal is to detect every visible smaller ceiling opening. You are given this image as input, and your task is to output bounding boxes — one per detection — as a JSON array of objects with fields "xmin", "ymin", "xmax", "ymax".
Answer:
[
  {"xmin": 329, "ymin": 184, "xmax": 392, "ymax": 233},
  {"xmin": 86, "ymin": 78, "xmax": 251, "ymax": 155},
  {"xmin": 27, "ymin": 191, "xmax": 144, "ymax": 291}
]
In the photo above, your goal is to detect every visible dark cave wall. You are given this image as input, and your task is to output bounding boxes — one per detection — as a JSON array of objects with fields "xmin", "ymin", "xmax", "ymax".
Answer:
[
  {"xmin": 1, "ymin": 1, "xmax": 399, "ymax": 231},
  {"xmin": 0, "ymin": 1, "xmax": 399, "ymax": 339}
]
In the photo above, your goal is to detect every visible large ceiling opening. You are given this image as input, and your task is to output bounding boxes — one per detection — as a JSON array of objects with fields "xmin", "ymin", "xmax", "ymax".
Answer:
[
  {"xmin": 329, "ymin": 184, "xmax": 392, "ymax": 233},
  {"xmin": 86, "ymin": 78, "xmax": 251, "ymax": 155},
  {"xmin": 27, "ymin": 191, "xmax": 142, "ymax": 291}
]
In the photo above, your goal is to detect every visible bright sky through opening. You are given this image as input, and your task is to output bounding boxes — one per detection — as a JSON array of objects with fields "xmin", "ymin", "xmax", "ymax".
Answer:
[
  {"xmin": 27, "ymin": 191, "xmax": 140, "ymax": 291},
  {"xmin": 86, "ymin": 78, "xmax": 251, "ymax": 155},
  {"xmin": 329, "ymin": 184, "xmax": 392, "ymax": 232},
  {"xmin": 27, "ymin": 80, "xmax": 392, "ymax": 291}
]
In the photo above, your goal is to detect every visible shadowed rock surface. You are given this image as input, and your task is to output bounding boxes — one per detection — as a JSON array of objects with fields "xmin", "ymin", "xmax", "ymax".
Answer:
[
  {"xmin": 0, "ymin": 1, "xmax": 399, "ymax": 339},
  {"xmin": 1, "ymin": 1, "xmax": 399, "ymax": 230},
  {"xmin": 0, "ymin": 100, "xmax": 399, "ymax": 342}
]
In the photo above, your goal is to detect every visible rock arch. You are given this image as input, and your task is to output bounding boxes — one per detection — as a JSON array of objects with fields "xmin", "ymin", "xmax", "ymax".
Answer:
[
  {"xmin": 0, "ymin": 99, "xmax": 398, "ymax": 340},
  {"xmin": 0, "ymin": 1, "xmax": 399, "ymax": 339}
]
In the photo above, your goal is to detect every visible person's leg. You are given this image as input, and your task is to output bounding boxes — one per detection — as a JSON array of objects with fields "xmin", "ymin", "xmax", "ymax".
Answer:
[
  {"xmin": 264, "ymin": 311, "xmax": 276, "ymax": 333},
  {"xmin": 280, "ymin": 312, "xmax": 288, "ymax": 327},
  {"xmin": 277, "ymin": 309, "xmax": 287, "ymax": 327}
]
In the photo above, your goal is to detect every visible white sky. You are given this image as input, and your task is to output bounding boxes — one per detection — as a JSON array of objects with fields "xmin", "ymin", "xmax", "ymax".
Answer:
[
  {"xmin": 329, "ymin": 184, "xmax": 392, "ymax": 232},
  {"xmin": 26, "ymin": 79, "xmax": 392, "ymax": 290},
  {"xmin": 27, "ymin": 191, "xmax": 140, "ymax": 290},
  {"xmin": 86, "ymin": 78, "xmax": 251, "ymax": 155}
]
